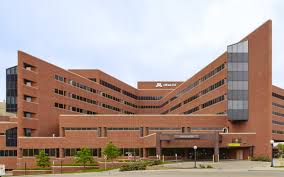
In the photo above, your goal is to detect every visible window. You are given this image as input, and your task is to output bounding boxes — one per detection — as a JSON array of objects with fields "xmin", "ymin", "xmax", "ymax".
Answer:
[
  {"xmin": 0, "ymin": 150, "xmax": 17, "ymax": 157},
  {"xmin": 272, "ymin": 111, "xmax": 284, "ymax": 117},
  {"xmin": 102, "ymin": 103, "xmax": 121, "ymax": 112},
  {"xmin": 272, "ymin": 92, "xmax": 284, "ymax": 101},
  {"xmin": 24, "ymin": 79, "xmax": 34, "ymax": 87},
  {"xmin": 24, "ymin": 95, "xmax": 33, "ymax": 102},
  {"xmin": 184, "ymin": 106, "xmax": 199, "ymax": 114},
  {"xmin": 272, "ymin": 102, "xmax": 284, "ymax": 109},
  {"xmin": 69, "ymin": 80, "xmax": 96, "ymax": 94},
  {"xmin": 202, "ymin": 95, "xmax": 225, "ymax": 109},
  {"xmin": 272, "ymin": 120, "xmax": 284, "ymax": 126},
  {"xmin": 101, "ymin": 92, "xmax": 121, "ymax": 102},
  {"xmin": 6, "ymin": 127, "xmax": 17, "ymax": 146},
  {"xmin": 55, "ymin": 102, "xmax": 66, "ymax": 109},
  {"xmin": 69, "ymin": 106, "xmax": 96, "ymax": 115},
  {"xmin": 54, "ymin": 88, "xmax": 66, "ymax": 96},
  {"xmin": 64, "ymin": 127, "xmax": 97, "ymax": 131},
  {"xmin": 24, "ymin": 128, "xmax": 32, "ymax": 137},
  {"xmin": 122, "ymin": 90, "xmax": 137, "ymax": 99},
  {"xmin": 170, "ymin": 103, "xmax": 182, "ymax": 112},
  {"xmin": 55, "ymin": 74, "xmax": 66, "ymax": 82},
  {"xmin": 124, "ymin": 101, "xmax": 138, "ymax": 108},
  {"xmin": 100, "ymin": 80, "xmax": 121, "ymax": 92},
  {"xmin": 23, "ymin": 112, "xmax": 33, "ymax": 118},
  {"xmin": 107, "ymin": 127, "xmax": 139, "ymax": 131}
]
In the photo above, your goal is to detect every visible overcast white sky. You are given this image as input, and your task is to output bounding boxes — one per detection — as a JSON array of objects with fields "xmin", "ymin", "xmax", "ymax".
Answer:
[{"xmin": 0, "ymin": 0, "xmax": 284, "ymax": 101}]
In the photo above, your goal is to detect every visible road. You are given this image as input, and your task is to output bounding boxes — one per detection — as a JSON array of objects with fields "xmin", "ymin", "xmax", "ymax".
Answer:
[{"xmin": 12, "ymin": 169, "xmax": 284, "ymax": 177}]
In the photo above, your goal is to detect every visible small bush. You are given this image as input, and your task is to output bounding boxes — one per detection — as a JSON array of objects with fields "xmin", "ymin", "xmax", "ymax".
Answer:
[
  {"xmin": 144, "ymin": 160, "xmax": 162, "ymax": 166},
  {"xmin": 250, "ymin": 156, "xmax": 270, "ymax": 162},
  {"xmin": 199, "ymin": 164, "xmax": 206, "ymax": 168},
  {"xmin": 120, "ymin": 162, "xmax": 147, "ymax": 171},
  {"xmin": 206, "ymin": 165, "xmax": 213, "ymax": 168}
]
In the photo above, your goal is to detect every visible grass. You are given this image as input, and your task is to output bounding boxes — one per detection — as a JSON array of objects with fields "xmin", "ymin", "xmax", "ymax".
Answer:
[
  {"xmin": 54, "ymin": 163, "xmax": 97, "ymax": 167},
  {"xmin": 15, "ymin": 167, "xmax": 51, "ymax": 170}
]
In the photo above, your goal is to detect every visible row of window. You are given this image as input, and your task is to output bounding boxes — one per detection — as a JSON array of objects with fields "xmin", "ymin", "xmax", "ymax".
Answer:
[
  {"xmin": 184, "ymin": 106, "xmax": 200, "ymax": 114},
  {"xmin": 124, "ymin": 110, "xmax": 135, "ymax": 114},
  {"xmin": 201, "ymin": 95, "xmax": 225, "ymax": 109},
  {"xmin": 55, "ymin": 74, "xmax": 66, "ymax": 82},
  {"xmin": 64, "ymin": 127, "xmax": 97, "ymax": 131},
  {"xmin": 122, "ymin": 90, "xmax": 138, "ymax": 100},
  {"xmin": 149, "ymin": 127, "xmax": 182, "ymax": 131},
  {"xmin": 55, "ymin": 75, "xmax": 139, "ymax": 111},
  {"xmin": 65, "ymin": 148, "xmax": 97, "ymax": 157},
  {"xmin": 272, "ymin": 130, "xmax": 284, "ymax": 135},
  {"xmin": 124, "ymin": 100, "xmax": 138, "ymax": 108},
  {"xmin": 69, "ymin": 93, "xmax": 97, "ymax": 105},
  {"xmin": 70, "ymin": 106, "xmax": 97, "ymax": 115},
  {"xmin": 100, "ymin": 80, "xmax": 121, "ymax": 92},
  {"xmin": 0, "ymin": 150, "xmax": 17, "ymax": 157},
  {"xmin": 272, "ymin": 120, "xmax": 284, "ymax": 126},
  {"xmin": 139, "ymin": 105, "xmax": 160, "ymax": 109},
  {"xmin": 102, "ymin": 103, "xmax": 121, "ymax": 112},
  {"xmin": 69, "ymin": 79, "xmax": 96, "ymax": 94},
  {"xmin": 191, "ymin": 127, "xmax": 224, "ymax": 131},
  {"xmin": 184, "ymin": 79, "xmax": 225, "ymax": 106},
  {"xmin": 137, "ymin": 96, "xmax": 163, "ymax": 100},
  {"xmin": 54, "ymin": 102, "xmax": 97, "ymax": 115},
  {"xmin": 170, "ymin": 103, "xmax": 182, "ymax": 112},
  {"xmin": 54, "ymin": 88, "xmax": 66, "ymax": 96},
  {"xmin": 55, "ymin": 102, "xmax": 66, "ymax": 109},
  {"xmin": 163, "ymin": 78, "xmax": 225, "ymax": 113},
  {"xmin": 168, "ymin": 63, "xmax": 225, "ymax": 104},
  {"xmin": 64, "ymin": 148, "xmax": 141, "ymax": 157},
  {"xmin": 89, "ymin": 78, "xmax": 96, "ymax": 82},
  {"xmin": 201, "ymin": 63, "xmax": 225, "ymax": 82},
  {"xmin": 272, "ymin": 92, "xmax": 284, "ymax": 101},
  {"xmin": 272, "ymin": 102, "xmax": 284, "ymax": 109},
  {"xmin": 102, "ymin": 92, "xmax": 121, "ymax": 102},
  {"xmin": 272, "ymin": 111, "xmax": 284, "ymax": 118},
  {"xmin": 23, "ymin": 149, "xmax": 59, "ymax": 157},
  {"xmin": 107, "ymin": 128, "xmax": 140, "ymax": 131}
]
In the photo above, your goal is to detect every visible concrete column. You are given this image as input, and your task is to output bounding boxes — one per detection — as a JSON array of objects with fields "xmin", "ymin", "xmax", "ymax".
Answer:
[
  {"xmin": 156, "ymin": 132, "xmax": 161, "ymax": 156},
  {"xmin": 143, "ymin": 148, "xmax": 148, "ymax": 158},
  {"xmin": 59, "ymin": 148, "xmax": 64, "ymax": 158},
  {"xmin": 214, "ymin": 132, "xmax": 220, "ymax": 162},
  {"xmin": 184, "ymin": 148, "xmax": 189, "ymax": 159},
  {"xmin": 59, "ymin": 127, "xmax": 65, "ymax": 137}
]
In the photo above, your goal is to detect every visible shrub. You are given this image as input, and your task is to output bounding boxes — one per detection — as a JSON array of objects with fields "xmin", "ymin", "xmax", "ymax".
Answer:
[
  {"xmin": 199, "ymin": 164, "xmax": 206, "ymax": 168},
  {"xmin": 144, "ymin": 160, "xmax": 162, "ymax": 166},
  {"xmin": 250, "ymin": 156, "xmax": 270, "ymax": 162},
  {"xmin": 120, "ymin": 162, "xmax": 147, "ymax": 171},
  {"xmin": 75, "ymin": 147, "xmax": 95, "ymax": 167},
  {"xmin": 36, "ymin": 150, "xmax": 51, "ymax": 168},
  {"xmin": 206, "ymin": 165, "xmax": 213, "ymax": 168},
  {"xmin": 102, "ymin": 141, "xmax": 121, "ymax": 162}
]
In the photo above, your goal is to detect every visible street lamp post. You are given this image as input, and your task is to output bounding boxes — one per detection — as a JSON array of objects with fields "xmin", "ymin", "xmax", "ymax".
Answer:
[
  {"xmin": 270, "ymin": 140, "xmax": 274, "ymax": 167},
  {"xmin": 193, "ymin": 146, "xmax": 197, "ymax": 168}
]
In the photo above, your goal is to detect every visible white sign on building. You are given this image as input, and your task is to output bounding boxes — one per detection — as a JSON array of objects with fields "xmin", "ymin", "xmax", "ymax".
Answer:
[
  {"xmin": 0, "ymin": 164, "xmax": 5, "ymax": 176},
  {"xmin": 155, "ymin": 83, "xmax": 177, "ymax": 88}
]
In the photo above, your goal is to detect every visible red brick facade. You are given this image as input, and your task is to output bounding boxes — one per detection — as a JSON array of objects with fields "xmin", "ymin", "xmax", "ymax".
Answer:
[{"xmin": 1, "ymin": 20, "xmax": 283, "ymax": 170}]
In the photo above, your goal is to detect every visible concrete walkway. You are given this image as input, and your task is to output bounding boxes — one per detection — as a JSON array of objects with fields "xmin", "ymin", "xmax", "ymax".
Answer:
[{"xmin": 148, "ymin": 160, "xmax": 283, "ymax": 171}]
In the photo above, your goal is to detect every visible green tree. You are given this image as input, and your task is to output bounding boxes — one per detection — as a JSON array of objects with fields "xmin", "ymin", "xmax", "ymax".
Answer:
[
  {"xmin": 36, "ymin": 150, "xmax": 51, "ymax": 168},
  {"xmin": 102, "ymin": 141, "xmax": 121, "ymax": 162},
  {"xmin": 277, "ymin": 144, "xmax": 284, "ymax": 156},
  {"xmin": 75, "ymin": 147, "xmax": 94, "ymax": 167}
]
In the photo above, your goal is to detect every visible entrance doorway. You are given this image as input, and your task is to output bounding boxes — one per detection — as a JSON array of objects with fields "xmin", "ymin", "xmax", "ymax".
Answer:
[{"xmin": 236, "ymin": 149, "xmax": 243, "ymax": 160}]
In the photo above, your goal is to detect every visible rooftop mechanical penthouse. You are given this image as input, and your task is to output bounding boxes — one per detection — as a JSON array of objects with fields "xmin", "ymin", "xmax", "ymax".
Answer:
[{"xmin": 1, "ymin": 20, "xmax": 284, "ymax": 170}]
